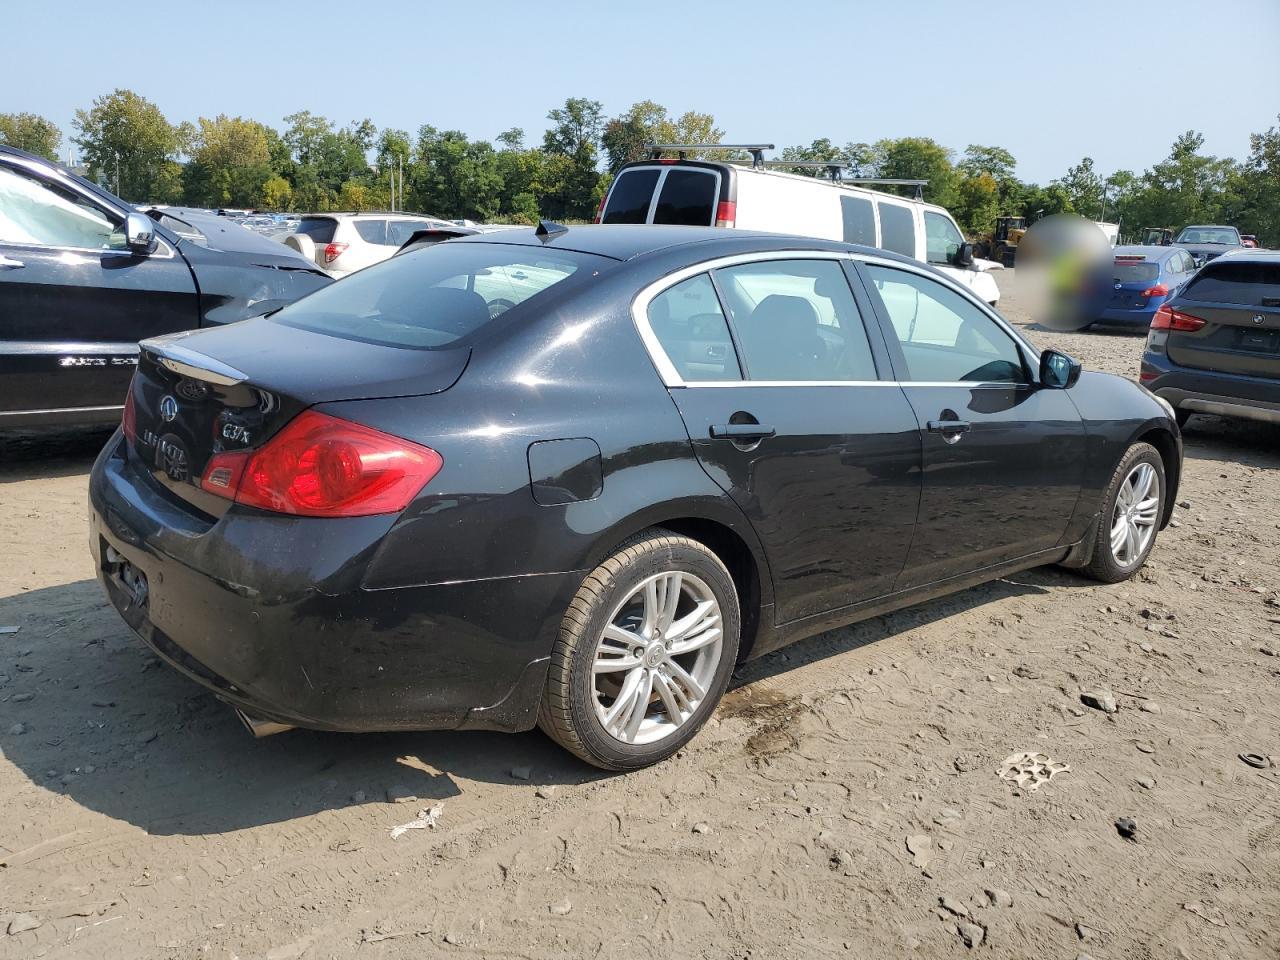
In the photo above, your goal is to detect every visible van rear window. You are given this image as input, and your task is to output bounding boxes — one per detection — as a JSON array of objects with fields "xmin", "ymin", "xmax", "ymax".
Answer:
[
  {"xmin": 602, "ymin": 169, "xmax": 660, "ymax": 224},
  {"xmin": 653, "ymin": 169, "xmax": 718, "ymax": 226},
  {"xmin": 841, "ymin": 196, "xmax": 875, "ymax": 246},
  {"xmin": 296, "ymin": 217, "xmax": 337, "ymax": 243},
  {"xmin": 1182, "ymin": 261, "xmax": 1280, "ymax": 306},
  {"xmin": 878, "ymin": 203, "xmax": 915, "ymax": 257}
]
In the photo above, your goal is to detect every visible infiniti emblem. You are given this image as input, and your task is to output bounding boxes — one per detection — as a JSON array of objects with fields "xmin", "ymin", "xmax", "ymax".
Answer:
[
  {"xmin": 159, "ymin": 394, "xmax": 178, "ymax": 422},
  {"xmin": 155, "ymin": 435, "xmax": 189, "ymax": 482}
]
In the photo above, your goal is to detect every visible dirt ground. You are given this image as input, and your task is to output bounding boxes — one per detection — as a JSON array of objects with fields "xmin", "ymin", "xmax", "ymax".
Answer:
[{"xmin": 2, "ymin": 268, "xmax": 1278, "ymax": 960}]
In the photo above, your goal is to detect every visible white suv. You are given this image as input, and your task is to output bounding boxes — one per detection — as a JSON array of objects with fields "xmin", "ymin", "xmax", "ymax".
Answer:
[{"xmin": 285, "ymin": 212, "xmax": 455, "ymax": 278}]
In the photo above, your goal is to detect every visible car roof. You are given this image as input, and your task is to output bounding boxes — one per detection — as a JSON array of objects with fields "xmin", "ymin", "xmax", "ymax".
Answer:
[
  {"xmin": 1113, "ymin": 245, "xmax": 1180, "ymax": 260},
  {"xmin": 1196, "ymin": 249, "xmax": 1280, "ymax": 265},
  {"xmin": 1179, "ymin": 224, "xmax": 1237, "ymax": 231},
  {"xmin": 447, "ymin": 223, "xmax": 887, "ymax": 263}
]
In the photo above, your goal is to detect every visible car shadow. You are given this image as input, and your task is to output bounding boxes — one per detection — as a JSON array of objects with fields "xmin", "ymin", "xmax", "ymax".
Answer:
[
  {"xmin": 0, "ymin": 567, "xmax": 1080, "ymax": 837},
  {"xmin": 0, "ymin": 426, "xmax": 116, "ymax": 483},
  {"xmin": 1179, "ymin": 415, "xmax": 1280, "ymax": 466},
  {"xmin": 732, "ymin": 568, "xmax": 1068, "ymax": 688}
]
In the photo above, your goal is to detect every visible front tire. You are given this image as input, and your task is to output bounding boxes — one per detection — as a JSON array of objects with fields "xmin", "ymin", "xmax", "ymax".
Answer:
[
  {"xmin": 1080, "ymin": 442, "xmax": 1165, "ymax": 583},
  {"xmin": 538, "ymin": 531, "xmax": 741, "ymax": 771}
]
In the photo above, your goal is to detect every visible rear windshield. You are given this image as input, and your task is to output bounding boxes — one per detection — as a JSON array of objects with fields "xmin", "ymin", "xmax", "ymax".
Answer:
[
  {"xmin": 602, "ymin": 169, "xmax": 660, "ymax": 224},
  {"xmin": 296, "ymin": 217, "xmax": 337, "ymax": 242},
  {"xmin": 653, "ymin": 169, "xmax": 717, "ymax": 226},
  {"xmin": 270, "ymin": 243, "xmax": 605, "ymax": 349},
  {"xmin": 1182, "ymin": 261, "xmax": 1280, "ymax": 306},
  {"xmin": 1176, "ymin": 226, "xmax": 1239, "ymax": 244},
  {"xmin": 1112, "ymin": 259, "xmax": 1160, "ymax": 283}
]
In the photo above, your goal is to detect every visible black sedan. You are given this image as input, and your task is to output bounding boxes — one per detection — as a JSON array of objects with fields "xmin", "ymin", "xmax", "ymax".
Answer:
[
  {"xmin": 0, "ymin": 146, "xmax": 330, "ymax": 429},
  {"xmin": 89, "ymin": 224, "xmax": 1182, "ymax": 770}
]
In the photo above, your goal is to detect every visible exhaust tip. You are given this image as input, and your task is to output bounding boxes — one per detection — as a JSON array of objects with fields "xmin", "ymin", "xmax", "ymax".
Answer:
[{"xmin": 235, "ymin": 707, "xmax": 295, "ymax": 738}]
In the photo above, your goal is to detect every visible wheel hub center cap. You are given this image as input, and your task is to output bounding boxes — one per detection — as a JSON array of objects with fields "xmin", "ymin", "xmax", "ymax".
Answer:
[{"xmin": 642, "ymin": 642, "xmax": 667, "ymax": 668}]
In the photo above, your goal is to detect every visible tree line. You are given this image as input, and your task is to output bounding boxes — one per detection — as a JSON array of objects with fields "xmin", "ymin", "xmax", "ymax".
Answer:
[{"xmin": 2, "ymin": 92, "xmax": 1277, "ymax": 244}]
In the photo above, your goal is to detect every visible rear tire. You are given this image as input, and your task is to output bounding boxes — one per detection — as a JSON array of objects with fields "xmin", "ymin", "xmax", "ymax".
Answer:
[
  {"xmin": 538, "ymin": 531, "xmax": 740, "ymax": 771},
  {"xmin": 1080, "ymin": 442, "xmax": 1165, "ymax": 583}
]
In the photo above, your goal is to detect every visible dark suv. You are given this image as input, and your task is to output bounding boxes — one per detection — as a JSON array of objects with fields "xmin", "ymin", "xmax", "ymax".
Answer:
[
  {"xmin": 0, "ymin": 146, "xmax": 330, "ymax": 430},
  {"xmin": 1141, "ymin": 251, "xmax": 1280, "ymax": 426}
]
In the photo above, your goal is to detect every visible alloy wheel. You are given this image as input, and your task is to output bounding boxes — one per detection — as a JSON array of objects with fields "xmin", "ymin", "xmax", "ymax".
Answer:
[
  {"xmin": 591, "ymin": 571, "xmax": 723, "ymax": 745},
  {"xmin": 1110, "ymin": 461, "xmax": 1159, "ymax": 566}
]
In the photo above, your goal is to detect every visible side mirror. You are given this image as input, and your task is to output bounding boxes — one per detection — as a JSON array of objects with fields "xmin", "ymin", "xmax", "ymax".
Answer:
[
  {"xmin": 1040, "ymin": 349, "xmax": 1082, "ymax": 389},
  {"xmin": 124, "ymin": 212, "xmax": 157, "ymax": 255},
  {"xmin": 953, "ymin": 242, "xmax": 975, "ymax": 268}
]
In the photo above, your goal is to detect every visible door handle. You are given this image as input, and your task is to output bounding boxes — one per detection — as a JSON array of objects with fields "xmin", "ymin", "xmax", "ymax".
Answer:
[
  {"xmin": 710, "ymin": 423, "xmax": 776, "ymax": 441},
  {"xmin": 927, "ymin": 419, "xmax": 971, "ymax": 443},
  {"xmin": 0, "ymin": 255, "xmax": 24, "ymax": 269}
]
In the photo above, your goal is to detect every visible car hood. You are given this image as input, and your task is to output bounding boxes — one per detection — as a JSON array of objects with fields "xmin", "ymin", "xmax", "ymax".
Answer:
[{"xmin": 172, "ymin": 225, "xmax": 332, "ymax": 325}]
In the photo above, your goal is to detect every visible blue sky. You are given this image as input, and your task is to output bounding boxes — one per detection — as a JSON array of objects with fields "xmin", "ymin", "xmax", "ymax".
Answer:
[{"xmin": 9, "ymin": 0, "xmax": 1279, "ymax": 183}]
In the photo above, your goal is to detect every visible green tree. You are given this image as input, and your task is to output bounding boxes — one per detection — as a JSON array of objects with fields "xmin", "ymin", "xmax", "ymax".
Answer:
[
  {"xmin": 541, "ymin": 98, "xmax": 605, "ymax": 221},
  {"xmin": 0, "ymin": 112, "xmax": 62, "ymax": 160},
  {"xmin": 1055, "ymin": 157, "xmax": 1104, "ymax": 218},
  {"xmin": 872, "ymin": 136, "xmax": 957, "ymax": 207},
  {"xmin": 779, "ymin": 137, "xmax": 845, "ymax": 177},
  {"xmin": 72, "ymin": 89, "xmax": 180, "ymax": 201},
  {"xmin": 1236, "ymin": 115, "xmax": 1280, "ymax": 246},
  {"xmin": 183, "ymin": 115, "xmax": 276, "ymax": 207}
]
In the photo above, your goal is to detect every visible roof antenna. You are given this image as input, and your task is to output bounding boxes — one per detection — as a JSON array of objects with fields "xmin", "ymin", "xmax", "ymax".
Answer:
[{"xmin": 535, "ymin": 220, "xmax": 568, "ymax": 240}]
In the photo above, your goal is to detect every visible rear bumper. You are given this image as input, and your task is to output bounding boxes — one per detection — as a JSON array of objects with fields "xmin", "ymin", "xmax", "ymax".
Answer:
[
  {"xmin": 1141, "ymin": 353, "xmax": 1280, "ymax": 425},
  {"xmin": 88, "ymin": 435, "xmax": 579, "ymax": 733},
  {"xmin": 1097, "ymin": 305, "xmax": 1158, "ymax": 327}
]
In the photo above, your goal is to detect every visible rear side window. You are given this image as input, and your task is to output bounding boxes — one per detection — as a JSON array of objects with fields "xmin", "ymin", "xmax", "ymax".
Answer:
[
  {"xmin": 714, "ymin": 259, "xmax": 877, "ymax": 381},
  {"xmin": 1182, "ymin": 261, "xmax": 1280, "ymax": 306},
  {"xmin": 272, "ymin": 244, "xmax": 602, "ymax": 349},
  {"xmin": 840, "ymin": 196, "xmax": 876, "ymax": 246},
  {"xmin": 295, "ymin": 218, "xmax": 337, "ymax": 243},
  {"xmin": 647, "ymin": 274, "xmax": 741, "ymax": 381},
  {"xmin": 1112, "ymin": 259, "xmax": 1160, "ymax": 283},
  {"xmin": 878, "ymin": 203, "xmax": 916, "ymax": 257},
  {"xmin": 353, "ymin": 219, "xmax": 388, "ymax": 243},
  {"xmin": 653, "ymin": 170, "xmax": 718, "ymax": 226},
  {"xmin": 602, "ymin": 169, "xmax": 660, "ymax": 224}
]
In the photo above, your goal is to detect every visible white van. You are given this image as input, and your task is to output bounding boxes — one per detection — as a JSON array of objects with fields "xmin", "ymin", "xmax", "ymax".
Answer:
[{"xmin": 596, "ymin": 145, "xmax": 1002, "ymax": 306}]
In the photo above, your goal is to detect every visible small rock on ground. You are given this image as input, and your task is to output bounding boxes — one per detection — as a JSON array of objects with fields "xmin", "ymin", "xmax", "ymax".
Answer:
[
  {"xmin": 692, "ymin": 821, "xmax": 711, "ymax": 835},
  {"xmin": 510, "ymin": 765, "xmax": 532, "ymax": 780},
  {"xmin": 7, "ymin": 913, "xmax": 42, "ymax": 935},
  {"xmin": 1081, "ymin": 689, "xmax": 1118, "ymax": 713},
  {"xmin": 957, "ymin": 922, "xmax": 985, "ymax": 948},
  {"xmin": 549, "ymin": 899, "xmax": 572, "ymax": 916},
  {"xmin": 985, "ymin": 888, "xmax": 1013, "ymax": 908},
  {"xmin": 386, "ymin": 784, "xmax": 418, "ymax": 803}
]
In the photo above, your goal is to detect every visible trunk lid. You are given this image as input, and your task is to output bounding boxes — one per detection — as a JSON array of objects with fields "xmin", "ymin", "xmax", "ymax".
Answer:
[
  {"xmin": 1165, "ymin": 259, "xmax": 1280, "ymax": 378},
  {"xmin": 127, "ymin": 320, "xmax": 468, "ymax": 513}
]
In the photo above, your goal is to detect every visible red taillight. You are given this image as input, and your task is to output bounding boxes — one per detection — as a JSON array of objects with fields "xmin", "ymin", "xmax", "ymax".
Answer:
[
  {"xmin": 1139, "ymin": 371, "xmax": 1158, "ymax": 382},
  {"xmin": 1140, "ymin": 283, "xmax": 1169, "ymax": 298},
  {"xmin": 200, "ymin": 411, "xmax": 442, "ymax": 518},
  {"xmin": 121, "ymin": 383, "xmax": 137, "ymax": 442},
  {"xmin": 322, "ymin": 242, "xmax": 349, "ymax": 264},
  {"xmin": 714, "ymin": 200, "xmax": 736, "ymax": 228},
  {"xmin": 1151, "ymin": 304, "xmax": 1206, "ymax": 332},
  {"xmin": 594, "ymin": 194, "xmax": 607, "ymax": 224}
]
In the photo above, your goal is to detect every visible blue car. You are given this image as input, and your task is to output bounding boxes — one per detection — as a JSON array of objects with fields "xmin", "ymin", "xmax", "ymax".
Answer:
[{"xmin": 1092, "ymin": 245, "xmax": 1199, "ymax": 329}]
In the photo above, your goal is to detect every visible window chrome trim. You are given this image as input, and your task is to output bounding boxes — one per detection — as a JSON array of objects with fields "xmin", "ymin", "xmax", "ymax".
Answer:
[{"xmin": 630, "ymin": 249, "xmax": 1035, "ymax": 388}]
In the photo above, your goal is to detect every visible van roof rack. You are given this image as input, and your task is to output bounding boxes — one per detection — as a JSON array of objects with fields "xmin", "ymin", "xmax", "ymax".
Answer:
[
  {"xmin": 645, "ymin": 142, "xmax": 775, "ymax": 169},
  {"xmin": 742, "ymin": 161, "xmax": 929, "ymax": 199}
]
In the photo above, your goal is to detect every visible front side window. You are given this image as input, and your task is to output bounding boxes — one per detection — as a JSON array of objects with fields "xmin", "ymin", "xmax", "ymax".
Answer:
[
  {"xmin": 924, "ymin": 211, "xmax": 965, "ymax": 265},
  {"xmin": 273, "ymin": 243, "xmax": 603, "ymax": 349},
  {"xmin": 602, "ymin": 168, "xmax": 660, "ymax": 224},
  {"xmin": 0, "ymin": 165, "xmax": 122, "ymax": 249},
  {"xmin": 647, "ymin": 273, "xmax": 741, "ymax": 382},
  {"xmin": 878, "ymin": 202, "xmax": 916, "ymax": 257},
  {"xmin": 714, "ymin": 259, "xmax": 877, "ymax": 381},
  {"xmin": 653, "ymin": 169, "xmax": 718, "ymax": 226},
  {"xmin": 865, "ymin": 264, "xmax": 1026, "ymax": 383}
]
